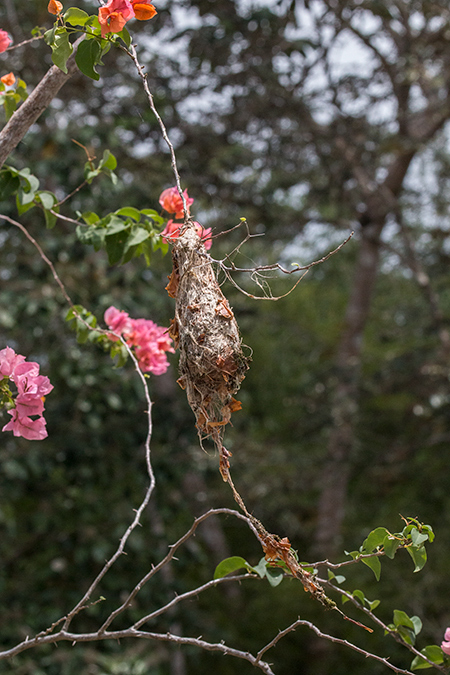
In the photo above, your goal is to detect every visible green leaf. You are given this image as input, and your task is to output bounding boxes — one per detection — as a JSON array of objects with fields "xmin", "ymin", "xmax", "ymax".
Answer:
[
  {"xmin": 3, "ymin": 94, "xmax": 17, "ymax": 121},
  {"xmin": 352, "ymin": 589, "xmax": 365, "ymax": 605},
  {"xmin": 410, "ymin": 528, "xmax": 429, "ymax": 547},
  {"xmin": 110, "ymin": 342, "xmax": 128, "ymax": 368},
  {"xmin": 383, "ymin": 535, "xmax": 401, "ymax": 559},
  {"xmin": 100, "ymin": 149, "xmax": 117, "ymax": 171},
  {"xmin": 411, "ymin": 646, "xmax": 444, "ymax": 670},
  {"xmin": 49, "ymin": 28, "xmax": 73, "ymax": 73},
  {"xmin": 44, "ymin": 26, "xmax": 57, "ymax": 46},
  {"xmin": 251, "ymin": 557, "xmax": 268, "ymax": 579},
  {"xmin": 344, "ymin": 550, "xmax": 359, "ymax": 560},
  {"xmin": 0, "ymin": 170, "xmax": 20, "ymax": 201},
  {"xmin": 63, "ymin": 7, "xmax": 89, "ymax": 25},
  {"xmin": 76, "ymin": 225, "xmax": 106, "ymax": 250},
  {"xmin": 75, "ymin": 39, "xmax": 102, "ymax": 80},
  {"xmin": 17, "ymin": 168, "xmax": 39, "ymax": 195},
  {"xmin": 105, "ymin": 230, "xmax": 129, "ymax": 265},
  {"xmin": 266, "ymin": 566, "xmax": 284, "ymax": 587},
  {"xmin": 406, "ymin": 545, "xmax": 427, "ymax": 572},
  {"xmin": 81, "ymin": 211, "xmax": 100, "ymax": 225},
  {"xmin": 44, "ymin": 205, "xmax": 58, "ymax": 229},
  {"xmin": 123, "ymin": 225, "xmax": 150, "ymax": 253},
  {"xmin": 16, "ymin": 194, "xmax": 35, "ymax": 215},
  {"xmin": 85, "ymin": 168, "xmax": 100, "ymax": 183},
  {"xmin": 361, "ymin": 555, "xmax": 381, "ymax": 581},
  {"xmin": 398, "ymin": 625, "xmax": 416, "ymax": 646},
  {"xmin": 105, "ymin": 216, "xmax": 130, "ymax": 236},
  {"xmin": 36, "ymin": 190, "xmax": 57, "ymax": 210},
  {"xmin": 393, "ymin": 610, "xmax": 415, "ymax": 630},
  {"xmin": 366, "ymin": 598, "xmax": 380, "ymax": 611},
  {"xmin": 411, "ymin": 616, "xmax": 423, "ymax": 635},
  {"xmin": 66, "ymin": 305, "xmax": 86, "ymax": 322},
  {"xmin": 362, "ymin": 527, "xmax": 389, "ymax": 553},
  {"xmin": 118, "ymin": 25, "xmax": 131, "ymax": 47},
  {"xmin": 421, "ymin": 524, "xmax": 435, "ymax": 543},
  {"xmin": 141, "ymin": 208, "xmax": 164, "ymax": 220},
  {"xmin": 214, "ymin": 556, "xmax": 250, "ymax": 580},
  {"xmin": 115, "ymin": 207, "xmax": 140, "ymax": 221}
]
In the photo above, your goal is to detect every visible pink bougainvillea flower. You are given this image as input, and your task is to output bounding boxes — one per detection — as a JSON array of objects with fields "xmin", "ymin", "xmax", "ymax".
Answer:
[
  {"xmin": 48, "ymin": 0, "xmax": 63, "ymax": 15},
  {"xmin": 104, "ymin": 306, "xmax": 132, "ymax": 338},
  {"xmin": 1, "ymin": 347, "xmax": 53, "ymax": 441},
  {"xmin": 0, "ymin": 30, "xmax": 11, "ymax": 54},
  {"xmin": 12, "ymin": 362, "xmax": 53, "ymax": 397},
  {"xmin": 0, "ymin": 72, "xmax": 15, "ymax": 86},
  {"xmin": 15, "ymin": 394, "xmax": 45, "ymax": 418},
  {"xmin": 0, "ymin": 346, "xmax": 25, "ymax": 378},
  {"xmin": 159, "ymin": 187, "xmax": 194, "ymax": 219},
  {"xmin": 2, "ymin": 409, "xmax": 48, "ymax": 441},
  {"xmin": 131, "ymin": 0, "xmax": 157, "ymax": 20},
  {"xmin": 98, "ymin": 0, "xmax": 134, "ymax": 37},
  {"xmin": 441, "ymin": 628, "xmax": 450, "ymax": 655},
  {"xmin": 161, "ymin": 219, "xmax": 212, "ymax": 250},
  {"xmin": 126, "ymin": 318, "xmax": 175, "ymax": 374},
  {"xmin": 104, "ymin": 309, "xmax": 174, "ymax": 375}
]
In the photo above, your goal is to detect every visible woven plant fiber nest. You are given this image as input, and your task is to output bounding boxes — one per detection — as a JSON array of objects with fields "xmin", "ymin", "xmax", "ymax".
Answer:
[{"xmin": 166, "ymin": 222, "xmax": 250, "ymax": 479}]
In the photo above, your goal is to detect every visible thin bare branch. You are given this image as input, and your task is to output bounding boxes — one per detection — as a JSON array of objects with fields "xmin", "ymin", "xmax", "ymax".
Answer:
[
  {"xmin": 322, "ymin": 579, "xmax": 449, "ymax": 672},
  {"xmin": 0, "ymin": 213, "xmax": 75, "ymax": 307},
  {"xmin": 99, "ymin": 507, "xmax": 259, "ymax": 632},
  {"xmin": 125, "ymin": 44, "xmax": 189, "ymax": 220},
  {"xmin": 267, "ymin": 618, "xmax": 415, "ymax": 675},
  {"xmin": 0, "ymin": 628, "xmax": 276, "ymax": 674},
  {"xmin": 133, "ymin": 573, "xmax": 255, "ymax": 629}
]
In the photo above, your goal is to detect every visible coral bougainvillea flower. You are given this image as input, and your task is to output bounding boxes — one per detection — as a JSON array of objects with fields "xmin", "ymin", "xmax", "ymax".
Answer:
[
  {"xmin": 98, "ymin": 0, "xmax": 134, "ymax": 37},
  {"xmin": 131, "ymin": 1, "xmax": 157, "ymax": 20},
  {"xmin": 159, "ymin": 187, "xmax": 194, "ymax": 219},
  {"xmin": 48, "ymin": 0, "xmax": 63, "ymax": 15},
  {"xmin": 0, "ymin": 72, "xmax": 15, "ymax": 86},
  {"xmin": 0, "ymin": 347, "xmax": 53, "ymax": 441},
  {"xmin": 0, "ymin": 30, "xmax": 11, "ymax": 54},
  {"xmin": 104, "ymin": 307, "xmax": 174, "ymax": 374},
  {"xmin": 441, "ymin": 628, "xmax": 450, "ymax": 655},
  {"xmin": 161, "ymin": 219, "xmax": 212, "ymax": 250}
]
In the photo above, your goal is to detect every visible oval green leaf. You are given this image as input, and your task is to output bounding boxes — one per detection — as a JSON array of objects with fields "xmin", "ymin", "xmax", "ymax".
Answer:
[{"xmin": 214, "ymin": 556, "xmax": 250, "ymax": 580}]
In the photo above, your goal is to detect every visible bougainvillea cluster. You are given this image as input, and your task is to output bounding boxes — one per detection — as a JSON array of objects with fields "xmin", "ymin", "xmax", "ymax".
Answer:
[
  {"xmin": 104, "ymin": 306, "xmax": 174, "ymax": 375},
  {"xmin": 0, "ymin": 347, "xmax": 53, "ymax": 440},
  {"xmin": 159, "ymin": 186, "xmax": 212, "ymax": 250},
  {"xmin": 98, "ymin": 0, "xmax": 157, "ymax": 37}
]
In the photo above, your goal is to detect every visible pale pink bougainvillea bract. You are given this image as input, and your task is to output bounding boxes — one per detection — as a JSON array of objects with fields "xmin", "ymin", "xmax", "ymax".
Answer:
[
  {"xmin": 441, "ymin": 628, "xmax": 450, "ymax": 656},
  {"xmin": 104, "ymin": 307, "xmax": 174, "ymax": 375},
  {"xmin": 0, "ymin": 30, "xmax": 11, "ymax": 54},
  {"xmin": 0, "ymin": 347, "xmax": 53, "ymax": 440}
]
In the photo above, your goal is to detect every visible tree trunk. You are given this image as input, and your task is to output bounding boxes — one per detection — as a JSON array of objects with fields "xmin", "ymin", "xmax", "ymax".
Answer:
[{"xmin": 314, "ymin": 152, "xmax": 415, "ymax": 556}]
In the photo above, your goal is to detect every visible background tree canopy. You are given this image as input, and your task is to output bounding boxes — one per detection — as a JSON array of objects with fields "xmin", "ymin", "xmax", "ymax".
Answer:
[{"xmin": 2, "ymin": 0, "xmax": 450, "ymax": 673}]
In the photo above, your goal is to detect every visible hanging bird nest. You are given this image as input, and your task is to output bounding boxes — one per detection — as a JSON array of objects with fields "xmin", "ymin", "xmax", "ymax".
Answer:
[
  {"xmin": 166, "ymin": 221, "xmax": 250, "ymax": 480},
  {"xmin": 165, "ymin": 221, "xmax": 341, "ymax": 612}
]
